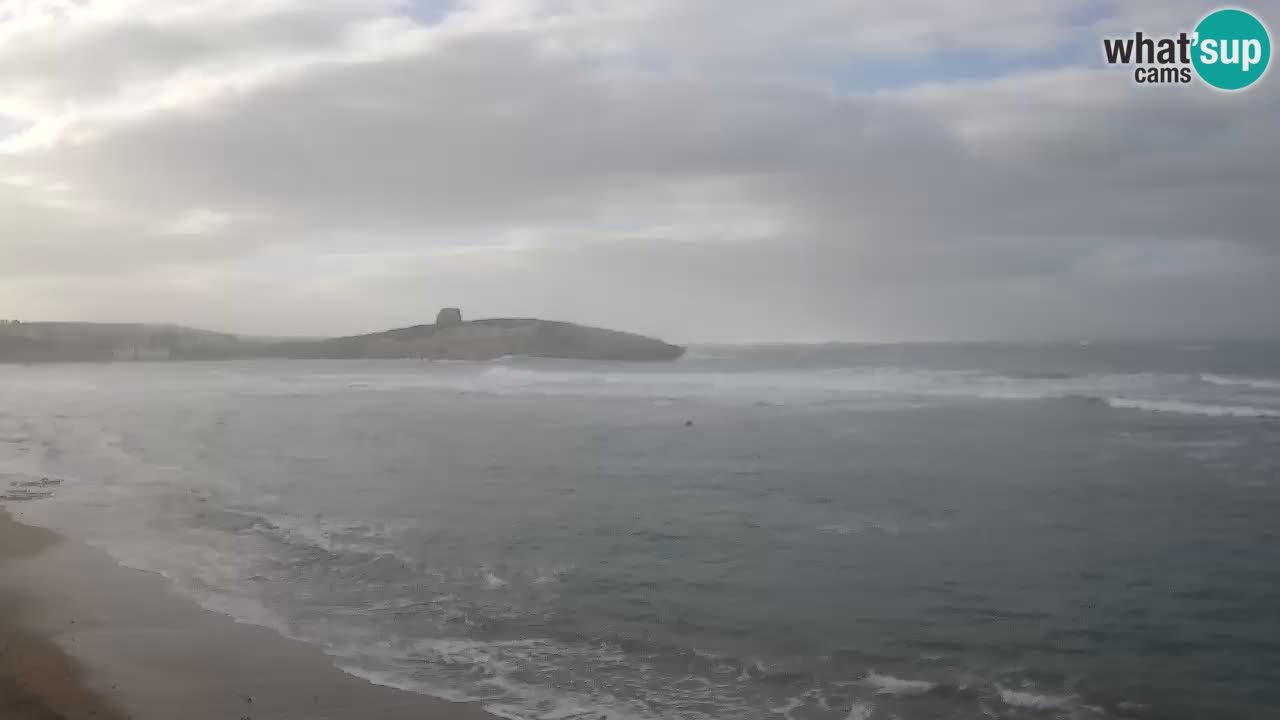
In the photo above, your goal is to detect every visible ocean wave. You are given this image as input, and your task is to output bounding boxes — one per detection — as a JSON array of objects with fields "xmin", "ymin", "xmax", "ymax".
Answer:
[
  {"xmin": 1104, "ymin": 397, "xmax": 1280, "ymax": 419},
  {"xmin": 316, "ymin": 628, "xmax": 1009, "ymax": 720},
  {"xmin": 818, "ymin": 520, "xmax": 901, "ymax": 536},
  {"xmin": 997, "ymin": 687, "xmax": 1074, "ymax": 710},
  {"xmin": 860, "ymin": 671, "xmax": 937, "ymax": 696},
  {"xmin": 190, "ymin": 362, "xmax": 1280, "ymax": 422},
  {"xmin": 1199, "ymin": 373, "xmax": 1280, "ymax": 390},
  {"xmin": 844, "ymin": 703, "xmax": 873, "ymax": 720},
  {"xmin": 0, "ymin": 493, "xmax": 1132, "ymax": 720},
  {"xmin": 473, "ymin": 366, "xmax": 1280, "ymax": 424},
  {"xmin": 475, "ymin": 365, "xmax": 1116, "ymax": 407},
  {"xmin": 360, "ymin": 637, "xmax": 686, "ymax": 720},
  {"xmin": 211, "ymin": 506, "xmax": 419, "ymax": 564}
]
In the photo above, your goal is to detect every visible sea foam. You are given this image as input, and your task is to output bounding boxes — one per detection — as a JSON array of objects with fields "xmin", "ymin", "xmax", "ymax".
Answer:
[
  {"xmin": 1105, "ymin": 397, "xmax": 1280, "ymax": 419},
  {"xmin": 861, "ymin": 671, "xmax": 936, "ymax": 696},
  {"xmin": 997, "ymin": 687, "xmax": 1072, "ymax": 710}
]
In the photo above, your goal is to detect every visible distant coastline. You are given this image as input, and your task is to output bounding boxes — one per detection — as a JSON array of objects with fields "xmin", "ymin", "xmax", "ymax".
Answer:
[{"xmin": 0, "ymin": 309, "xmax": 685, "ymax": 364}]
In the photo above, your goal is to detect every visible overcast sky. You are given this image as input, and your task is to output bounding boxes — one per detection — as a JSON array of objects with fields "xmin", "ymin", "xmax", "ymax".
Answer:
[{"xmin": 1, "ymin": 0, "xmax": 1277, "ymax": 342}]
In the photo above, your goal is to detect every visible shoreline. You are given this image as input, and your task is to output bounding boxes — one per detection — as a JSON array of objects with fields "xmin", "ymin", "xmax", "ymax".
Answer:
[{"xmin": 0, "ymin": 508, "xmax": 498, "ymax": 720}]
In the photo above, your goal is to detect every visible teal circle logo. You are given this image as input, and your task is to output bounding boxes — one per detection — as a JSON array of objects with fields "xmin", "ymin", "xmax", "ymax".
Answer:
[{"xmin": 1192, "ymin": 9, "xmax": 1271, "ymax": 90}]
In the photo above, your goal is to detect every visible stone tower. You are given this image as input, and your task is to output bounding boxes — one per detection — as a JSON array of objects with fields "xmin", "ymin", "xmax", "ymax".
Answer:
[{"xmin": 436, "ymin": 307, "xmax": 463, "ymax": 327}]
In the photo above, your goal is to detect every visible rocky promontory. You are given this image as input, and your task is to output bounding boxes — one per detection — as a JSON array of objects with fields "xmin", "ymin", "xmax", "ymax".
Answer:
[
  {"xmin": 0, "ymin": 311, "xmax": 685, "ymax": 363},
  {"xmin": 266, "ymin": 314, "xmax": 685, "ymax": 362}
]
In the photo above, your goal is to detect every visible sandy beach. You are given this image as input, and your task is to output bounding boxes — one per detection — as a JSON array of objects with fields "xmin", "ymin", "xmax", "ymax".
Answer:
[{"xmin": 0, "ymin": 508, "xmax": 497, "ymax": 720}]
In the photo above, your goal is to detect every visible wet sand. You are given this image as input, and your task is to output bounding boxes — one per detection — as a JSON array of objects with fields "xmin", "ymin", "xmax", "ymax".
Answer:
[{"xmin": 0, "ymin": 508, "xmax": 497, "ymax": 720}]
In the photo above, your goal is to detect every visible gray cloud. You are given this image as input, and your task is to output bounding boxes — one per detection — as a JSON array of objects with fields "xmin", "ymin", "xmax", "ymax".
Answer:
[{"xmin": 1, "ymin": 0, "xmax": 1277, "ymax": 341}]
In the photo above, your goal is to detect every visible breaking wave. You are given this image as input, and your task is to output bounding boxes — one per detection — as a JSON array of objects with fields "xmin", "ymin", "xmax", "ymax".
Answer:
[
  {"xmin": 997, "ymin": 687, "xmax": 1074, "ymax": 711},
  {"xmin": 473, "ymin": 365, "xmax": 1280, "ymax": 422},
  {"xmin": 861, "ymin": 671, "xmax": 937, "ymax": 696},
  {"xmin": 164, "ymin": 358, "xmax": 1280, "ymax": 423},
  {"xmin": 1199, "ymin": 373, "xmax": 1280, "ymax": 390},
  {"xmin": 1104, "ymin": 397, "xmax": 1280, "ymax": 419}
]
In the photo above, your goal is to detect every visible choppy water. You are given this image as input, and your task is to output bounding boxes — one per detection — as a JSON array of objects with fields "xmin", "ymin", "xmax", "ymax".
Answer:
[{"xmin": 2, "ymin": 342, "xmax": 1280, "ymax": 720}]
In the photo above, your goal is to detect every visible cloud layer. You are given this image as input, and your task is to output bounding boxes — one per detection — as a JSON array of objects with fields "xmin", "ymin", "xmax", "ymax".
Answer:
[{"xmin": 2, "ymin": 0, "xmax": 1277, "ymax": 341}]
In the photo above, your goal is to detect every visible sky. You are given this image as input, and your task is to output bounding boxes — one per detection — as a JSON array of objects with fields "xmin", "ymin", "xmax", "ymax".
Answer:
[{"xmin": 1, "ymin": 0, "xmax": 1278, "ymax": 343}]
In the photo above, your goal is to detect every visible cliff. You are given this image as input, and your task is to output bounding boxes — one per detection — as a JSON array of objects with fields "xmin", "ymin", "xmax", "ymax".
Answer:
[{"xmin": 0, "ymin": 316, "xmax": 685, "ymax": 363}]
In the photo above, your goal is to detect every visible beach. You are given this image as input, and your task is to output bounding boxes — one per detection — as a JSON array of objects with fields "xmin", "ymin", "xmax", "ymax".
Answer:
[
  {"xmin": 0, "ymin": 508, "xmax": 494, "ymax": 720},
  {"xmin": 0, "ymin": 511, "xmax": 124, "ymax": 720}
]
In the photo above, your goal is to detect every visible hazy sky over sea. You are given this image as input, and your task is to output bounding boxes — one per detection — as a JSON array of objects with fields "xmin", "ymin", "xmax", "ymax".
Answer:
[{"xmin": 2, "ymin": 0, "xmax": 1278, "ymax": 342}]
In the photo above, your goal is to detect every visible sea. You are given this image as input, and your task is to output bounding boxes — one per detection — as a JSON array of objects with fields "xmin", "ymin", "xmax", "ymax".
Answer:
[{"xmin": 2, "ymin": 342, "xmax": 1279, "ymax": 720}]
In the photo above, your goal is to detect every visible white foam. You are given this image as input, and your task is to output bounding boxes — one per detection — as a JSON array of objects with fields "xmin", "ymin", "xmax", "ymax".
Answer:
[
  {"xmin": 479, "ymin": 672, "xmax": 656, "ymax": 720},
  {"xmin": 997, "ymin": 687, "xmax": 1072, "ymax": 710},
  {"xmin": 1105, "ymin": 397, "xmax": 1280, "ymax": 419},
  {"xmin": 861, "ymin": 671, "xmax": 936, "ymax": 696},
  {"xmin": 79, "ymin": 358, "xmax": 1277, "ymax": 421},
  {"xmin": 246, "ymin": 510, "xmax": 416, "ymax": 564},
  {"xmin": 465, "ymin": 366, "xmax": 1280, "ymax": 424},
  {"xmin": 845, "ymin": 702, "xmax": 874, "ymax": 720},
  {"xmin": 818, "ymin": 519, "xmax": 901, "ymax": 536},
  {"xmin": 411, "ymin": 364, "xmax": 1078, "ymax": 407},
  {"xmin": 1200, "ymin": 374, "xmax": 1280, "ymax": 390}
]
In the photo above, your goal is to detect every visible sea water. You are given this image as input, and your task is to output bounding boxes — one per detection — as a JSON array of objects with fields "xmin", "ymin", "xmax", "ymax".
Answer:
[{"xmin": 2, "ymin": 342, "xmax": 1279, "ymax": 719}]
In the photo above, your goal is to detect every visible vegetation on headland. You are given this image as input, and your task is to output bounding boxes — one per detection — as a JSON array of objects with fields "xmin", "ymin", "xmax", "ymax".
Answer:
[{"xmin": 0, "ymin": 310, "xmax": 684, "ymax": 363}]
